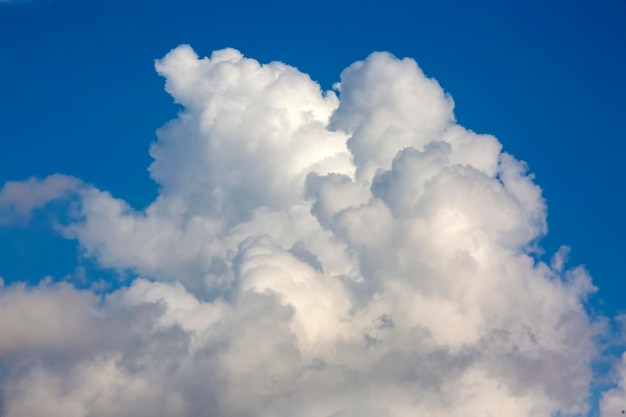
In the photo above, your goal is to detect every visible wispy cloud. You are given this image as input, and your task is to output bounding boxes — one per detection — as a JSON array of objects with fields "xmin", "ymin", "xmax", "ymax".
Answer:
[{"xmin": 0, "ymin": 174, "xmax": 81, "ymax": 224}]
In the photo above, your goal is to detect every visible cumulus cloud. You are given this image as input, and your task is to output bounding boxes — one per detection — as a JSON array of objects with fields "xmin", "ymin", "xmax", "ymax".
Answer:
[{"xmin": 0, "ymin": 46, "xmax": 614, "ymax": 416}]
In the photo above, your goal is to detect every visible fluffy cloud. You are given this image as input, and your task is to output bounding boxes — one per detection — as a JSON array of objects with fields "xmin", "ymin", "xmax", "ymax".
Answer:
[{"xmin": 0, "ymin": 46, "xmax": 610, "ymax": 416}]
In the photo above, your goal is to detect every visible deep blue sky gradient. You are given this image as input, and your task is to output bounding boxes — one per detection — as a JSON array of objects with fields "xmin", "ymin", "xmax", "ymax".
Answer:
[{"xmin": 1, "ymin": 0, "xmax": 626, "ymax": 318}]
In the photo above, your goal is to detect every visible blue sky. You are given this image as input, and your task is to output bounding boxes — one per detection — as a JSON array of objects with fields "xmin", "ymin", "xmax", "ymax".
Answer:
[{"xmin": 1, "ymin": 0, "xmax": 626, "ymax": 415}]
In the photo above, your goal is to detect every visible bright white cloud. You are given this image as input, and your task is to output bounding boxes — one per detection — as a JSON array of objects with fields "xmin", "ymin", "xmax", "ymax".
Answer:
[{"xmin": 0, "ymin": 46, "xmax": 613, "ymax": 416}]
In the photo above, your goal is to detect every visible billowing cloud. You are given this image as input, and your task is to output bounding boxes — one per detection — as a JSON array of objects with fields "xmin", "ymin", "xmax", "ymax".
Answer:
[{"xmin": 0, "ymin": 46, "xmax": 613, "ymax": 416}]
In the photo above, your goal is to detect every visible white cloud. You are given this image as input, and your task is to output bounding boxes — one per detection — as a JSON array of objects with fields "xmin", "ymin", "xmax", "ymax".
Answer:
[
  {"xmin": 0, "ymin": 174, "xmax": 82, "ymax": 224},
  {"xmin": 600, "ymin": 354, "xmax": 626, "ymax": 416},
  {"xmin": 0, "ymin": 46, "xmax": 609, "ymax": 416}
]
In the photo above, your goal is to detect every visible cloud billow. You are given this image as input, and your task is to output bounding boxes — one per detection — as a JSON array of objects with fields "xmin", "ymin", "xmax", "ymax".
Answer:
[{"xmin": 0, "ymin": 45, "xmax": 610, "ymax": 416}]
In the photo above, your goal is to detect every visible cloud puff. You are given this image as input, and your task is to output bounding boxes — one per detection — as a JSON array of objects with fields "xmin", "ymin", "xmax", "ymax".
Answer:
[
  {"xmin": 0, "ymin": 174, "xmax": 82, "ymax": 224},
  {"xmin": 0, "ymin": 46, "xmax": 608, "ymax": 416}
]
